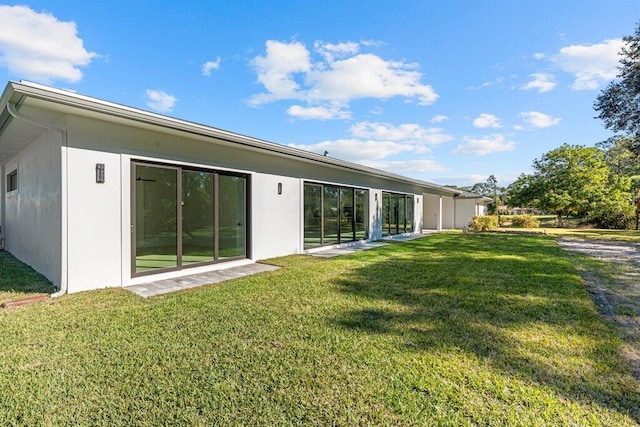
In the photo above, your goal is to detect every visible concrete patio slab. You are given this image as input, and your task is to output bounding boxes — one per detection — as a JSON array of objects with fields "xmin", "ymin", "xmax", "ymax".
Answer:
[{"xmin": 124, "ymin": 263, "xmax": 280, "ymax": 298}]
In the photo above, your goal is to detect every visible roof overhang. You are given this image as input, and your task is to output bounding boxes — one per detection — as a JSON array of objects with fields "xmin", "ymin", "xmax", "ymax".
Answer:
[{"xmin": 0, "ymin": 80, "xmax": 464, "ymax": 196}]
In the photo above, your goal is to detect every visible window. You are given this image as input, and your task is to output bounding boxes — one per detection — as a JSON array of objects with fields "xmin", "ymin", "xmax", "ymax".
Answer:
[
  {"xmin": 6, "ymin": 169, "xmax": 17, "ymax": 192},
  {"xmin": 304, "ymin": 183, "xmax": 368, "ymax": 249},
  {"xmin": 382, "ymin": 192, "xmax": 414, "ymax": 236},
  {"xmin": 132, "ymin": 162, "xmax": 247, "ymax": 276}
]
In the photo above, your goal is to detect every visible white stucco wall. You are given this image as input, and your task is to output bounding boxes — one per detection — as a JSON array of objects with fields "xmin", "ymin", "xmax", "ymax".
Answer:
[
  {"xmin": 2, "ymin": 130, "xmax": 62, "ymax": 287},
  {"xmin": 442, "ymin": 196, "xmax": 455, "ymax": 229},
  {"xmin": 66, "ymin": 147, "xmax": 122, "ymax": 293},
  {"xmin": 455, "ymin": 199, "xmax": 477, "ymax": 229},
  {"xmin": 251, "ymin": 173, "xmax": 302, "ymax": 260},
  {"xmin": 369, "ymin": 189, "xmax": 383, "ymax": 240},
  {"xmin": 422, "ymin": 193, "xmax": 439, "ymax": 230},
  {"xmin": 413, "ymin": 195, "xmax": 423, "ymax": 233}
]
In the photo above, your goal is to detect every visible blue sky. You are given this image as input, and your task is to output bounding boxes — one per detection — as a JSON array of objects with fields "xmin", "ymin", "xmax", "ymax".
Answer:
[{"xmin": 1, "ymin": 1, "xmax": 638, "ymax": 187}]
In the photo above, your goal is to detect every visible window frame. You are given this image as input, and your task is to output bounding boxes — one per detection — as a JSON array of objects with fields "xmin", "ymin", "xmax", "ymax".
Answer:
[
  {"xmin": 131, "ymin": 160, "xmax": 248, "ymax": 278},
  {"xmin": 303, "ymin": 182, "xmax": 369, "ymax": 249},
  {"xmin": 381, "ymin": 191, "xmax": 415, "ymax": 235},
  {"xmin": 6, "ymin": 168, "xmax": 17, "ymax": 193}
]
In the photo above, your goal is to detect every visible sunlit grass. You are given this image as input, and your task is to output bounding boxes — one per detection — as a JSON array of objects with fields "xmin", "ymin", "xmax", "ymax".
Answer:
[
  {"xmin": 0, "ymin": 233, "xmax": 639, "ymax": 425},
  {"xmin": 496, "ymin": 227, "xmax": 640, "ymax": 243},
  {"xmin": 499, "ymin": 214, "xmax": 640, "ymax": 243}
]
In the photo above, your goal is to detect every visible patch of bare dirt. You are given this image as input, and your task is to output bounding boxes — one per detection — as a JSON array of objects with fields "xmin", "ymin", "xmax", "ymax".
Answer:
[{"xmin": 557, "ymin": 238, "xmax": 640, "ymax": 381}]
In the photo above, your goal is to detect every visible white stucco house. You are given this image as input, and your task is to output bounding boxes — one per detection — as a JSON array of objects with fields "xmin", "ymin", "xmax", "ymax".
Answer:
[{"xmin": 0, "ymin": 81, "xmax": 488, "ymax": 294}]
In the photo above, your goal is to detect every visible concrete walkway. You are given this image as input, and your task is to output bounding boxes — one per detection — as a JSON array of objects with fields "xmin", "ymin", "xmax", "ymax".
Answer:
[
  {"xmin": 125, "ymin": 233, "xmax": 433, "ymax": 297},
  {"xmin": 124, "ymin": 263, "xmax": 280, "ymax": 298},
  {"xmin": 309, "ymin": 241, "xmax": 389, "ymax": 258},
  {"xmin": 309, "ymin": 232, "xmax": 430, "ymax": 258}
]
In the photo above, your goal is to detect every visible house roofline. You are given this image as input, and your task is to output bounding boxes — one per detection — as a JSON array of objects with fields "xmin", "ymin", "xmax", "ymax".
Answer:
[{"xmin": 2, "ymin": 80, "xmax": 465, "ymax": 196}]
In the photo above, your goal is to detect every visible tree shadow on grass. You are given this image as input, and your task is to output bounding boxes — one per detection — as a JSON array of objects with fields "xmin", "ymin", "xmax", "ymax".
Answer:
[
  {"xmin": 0, "ymin": 251, "xmax": 55, "ymax": 299},
  {"xmin": 331, "ymin": 233, "xmax": 640, "ymax": 422}
]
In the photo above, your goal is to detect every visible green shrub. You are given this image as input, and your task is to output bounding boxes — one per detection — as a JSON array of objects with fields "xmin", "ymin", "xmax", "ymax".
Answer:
[
  {"xmin": 510, "ymin": 214, "xmax": 539, "ymax": 228},
  {"xmin": 468, "ymin": 215, "xmax": 498, "ymax": 231},
  {"xmin": 589, "ymin": 209, "xmax": 635, "ymax": 230}
]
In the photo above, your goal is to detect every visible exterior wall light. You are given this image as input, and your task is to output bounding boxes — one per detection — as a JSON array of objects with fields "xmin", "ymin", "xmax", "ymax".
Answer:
[
  {"xmin": 96, "ymin": 163, "xmax": 105, "ymax": 183},
  {"xmin": 277, "ymin": 182, "xmax": 282, "ymax": 195}
]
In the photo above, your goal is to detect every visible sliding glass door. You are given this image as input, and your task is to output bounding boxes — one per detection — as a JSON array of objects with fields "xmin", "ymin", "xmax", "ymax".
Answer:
[
  {"xmin": 182, "ymin": 170, "xmax": 215, "ymax": 265},
  {"xmin": 323, "ymin": 186, "xmax": 339, "ymax": 245},
  {"xmin": 132, "ymin": 162, "xmax": 246, "ymax": 276},
  {"xmin": 382, "ymin": 192, "xmax": 414, "ymax": 236},
  {"xmin": 303, "ymin": 184, "xmax": 322, "ymax": 247},
  {"xmin": 218, "ymin": 175, "xmax": 246, "ymax": 259},
  {"xmin": 303, "ymin": 182, "xmax": 368, "ymax": 249},
  {"xmin": 134, "ymin": 165, "xmax": 179, "ymax": 272}
]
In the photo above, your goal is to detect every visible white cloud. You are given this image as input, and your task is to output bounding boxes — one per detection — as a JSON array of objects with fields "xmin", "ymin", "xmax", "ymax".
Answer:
[
  {"xmin": 350, "ymin": 121, "xmax": 452, "ymax": 145},
  {"xmin": 287, "ymin": 104, "xmax": 351, "ymax": 120},
  {"xmin": 146, "ymin": 89, "xmax": 177, "ymax": 112},
  {"xmin": 360, "ymin": 159, "xmax": 448, "ymax": 174},
  {"xmin": 520, "ymin": 111, "xmax": 561, "ymax": 128},
  {"xmin": 533, "ymin": 52, "xmax": 546, "ymax": 60},
  {"xmin": 520, "ymin": 72, "xmax": 556, "ymax": 93},
  {"xmin": 249, "ymin": 40, "xmax": 438, "ymax": 118},
  {"xmin": 306, "ymin": 53, "xmax": 437, "ymax": 105},
  {"xmin": 431, "ymin": 114, "xmax": 449, "ymax": 123},
  {"xmin": 481, "ymin": 77, "xmax": 504, "ymax": 87},
  {"xmin": 360, "ymin": 39, "xmax": 385, "ymax": 48},
  {"xmin": 202, "ymin": 57, "xmax": 221, "ymax": 76},
  {"xmin": 314, "ymin": 41, "xmax": 359, "ymax": 62},
  {"xmin": 289, "ymin": 120, "xmax": 452, "ymax": 164},
  {"xmin": 452, "ymin": 134, "xmax": 516, "ymax": 156},
  {"xmin": 553, "ymin": 39, "xmax": 623, "ymax": 90},
  {"xmin": 0, "ymin": 5, "xmax": 97, "ymax": 83},
  {"xmin": 289, "ymin": 139, "xmax": 414, "ymax": 161},
  {"xmin": 472, "ymin": 113, "xmax": 502, "ymax": 129},
  {"xmin": 249, "ymin": 40, "xmax": 311, "ymax": 105}
]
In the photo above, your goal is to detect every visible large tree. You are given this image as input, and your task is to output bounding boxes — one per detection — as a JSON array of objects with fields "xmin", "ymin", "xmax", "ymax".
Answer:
[
  {"xmin": 452, "ymin": 175, "xmax": 507, "ymax": 214},
  {"xmin": 507, "ymin": 144, "xmax": 615, "ymax": 227},
  {"xmin": 594, "ymin": 21, "xmax": 640, "ymax": 154},
  {"xmin": 596, "ymin": 135, "xmax": 640, "ymax": 177}
]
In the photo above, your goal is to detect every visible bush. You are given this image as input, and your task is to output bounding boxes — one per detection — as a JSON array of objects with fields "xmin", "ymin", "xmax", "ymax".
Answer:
[
  {"xmin": 510, "ymin": 214, "xmax": 539, "ymax": 228},
  {"xmin": 468, "ymin": 215, "xmax": 499, "ymax": 232},
  {"xmin": 588, "ymin": 209, "xmax": 635, "ymax": 230}
]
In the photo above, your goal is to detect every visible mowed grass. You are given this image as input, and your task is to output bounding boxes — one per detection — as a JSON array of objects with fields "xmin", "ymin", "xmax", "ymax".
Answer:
[
  {"xmin": 500, "ymin": 215, "xmax": 640, "ymax": 243},
  {"xmin": 0, "ymin": 251, "xmax": 56, "ymax": 301},
  {"xmin": 1, "ymin": 233, "xmax": 639, "ymax": 425}
]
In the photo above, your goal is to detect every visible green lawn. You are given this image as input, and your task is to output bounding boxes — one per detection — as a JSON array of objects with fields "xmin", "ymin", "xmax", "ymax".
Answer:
[
  {"xmin": 1, "ymin": 233, "xmax": 639, "ymax": 425},
  {"xmin": 0, "ymin": 252, "xmax": 56, "ymax": 301}
]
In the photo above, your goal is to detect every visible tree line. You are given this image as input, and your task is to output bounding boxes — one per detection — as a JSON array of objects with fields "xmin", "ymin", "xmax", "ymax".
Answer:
[{"xmin": 451, "ymin": 21, "xmax": 640, "ymax": 230}]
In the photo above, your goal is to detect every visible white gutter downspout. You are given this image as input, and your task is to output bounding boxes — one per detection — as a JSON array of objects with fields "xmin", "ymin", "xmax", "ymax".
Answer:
[{"xmin": 5, "ymin": 102, "xmax": 68, "ymax": 297}]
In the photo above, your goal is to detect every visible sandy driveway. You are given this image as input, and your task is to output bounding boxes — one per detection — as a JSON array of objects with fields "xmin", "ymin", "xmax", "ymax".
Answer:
[{"xmin": 557, "ymin": 238, "xmax": 640, "ymax": 381}]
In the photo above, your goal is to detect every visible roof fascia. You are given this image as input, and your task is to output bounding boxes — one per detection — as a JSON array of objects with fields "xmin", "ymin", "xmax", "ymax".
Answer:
[{"xmin": 6, "ymin": 80, "xmax": 460, "ymax": 196}]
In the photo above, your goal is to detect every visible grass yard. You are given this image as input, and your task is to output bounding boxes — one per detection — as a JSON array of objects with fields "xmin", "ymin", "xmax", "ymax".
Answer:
[
  {"xmin": 1, "ymin": 233, "xmax": 639, "ymax": 425},
  {"xmin": 0, "ymin": 251, "xmax": 56, "ymax": 302}
]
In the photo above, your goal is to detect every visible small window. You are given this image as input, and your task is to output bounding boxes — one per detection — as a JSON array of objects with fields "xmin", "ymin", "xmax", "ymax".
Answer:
[{"xmin": 7, "ymin": 169, "xmax": 17, "ymax": 192}]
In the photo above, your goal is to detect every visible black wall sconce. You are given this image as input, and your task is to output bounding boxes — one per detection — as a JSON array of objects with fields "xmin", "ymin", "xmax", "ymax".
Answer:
[
  {"xmin": 277, "ymin": 182, "xmax": 282, "ymax": 195},
  {"xmin": 96, "ymin": 163, "xmax": 105, "ymax": 183},
  {"xmin": 374, "ymin": 193, "xmax": 378, "ymax": 201}
]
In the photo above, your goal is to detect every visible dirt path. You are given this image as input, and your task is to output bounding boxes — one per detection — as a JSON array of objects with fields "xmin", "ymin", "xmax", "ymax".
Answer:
[{"xmin": 557, "ymin": 238, "xmax": 640, "ymax": 381}]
